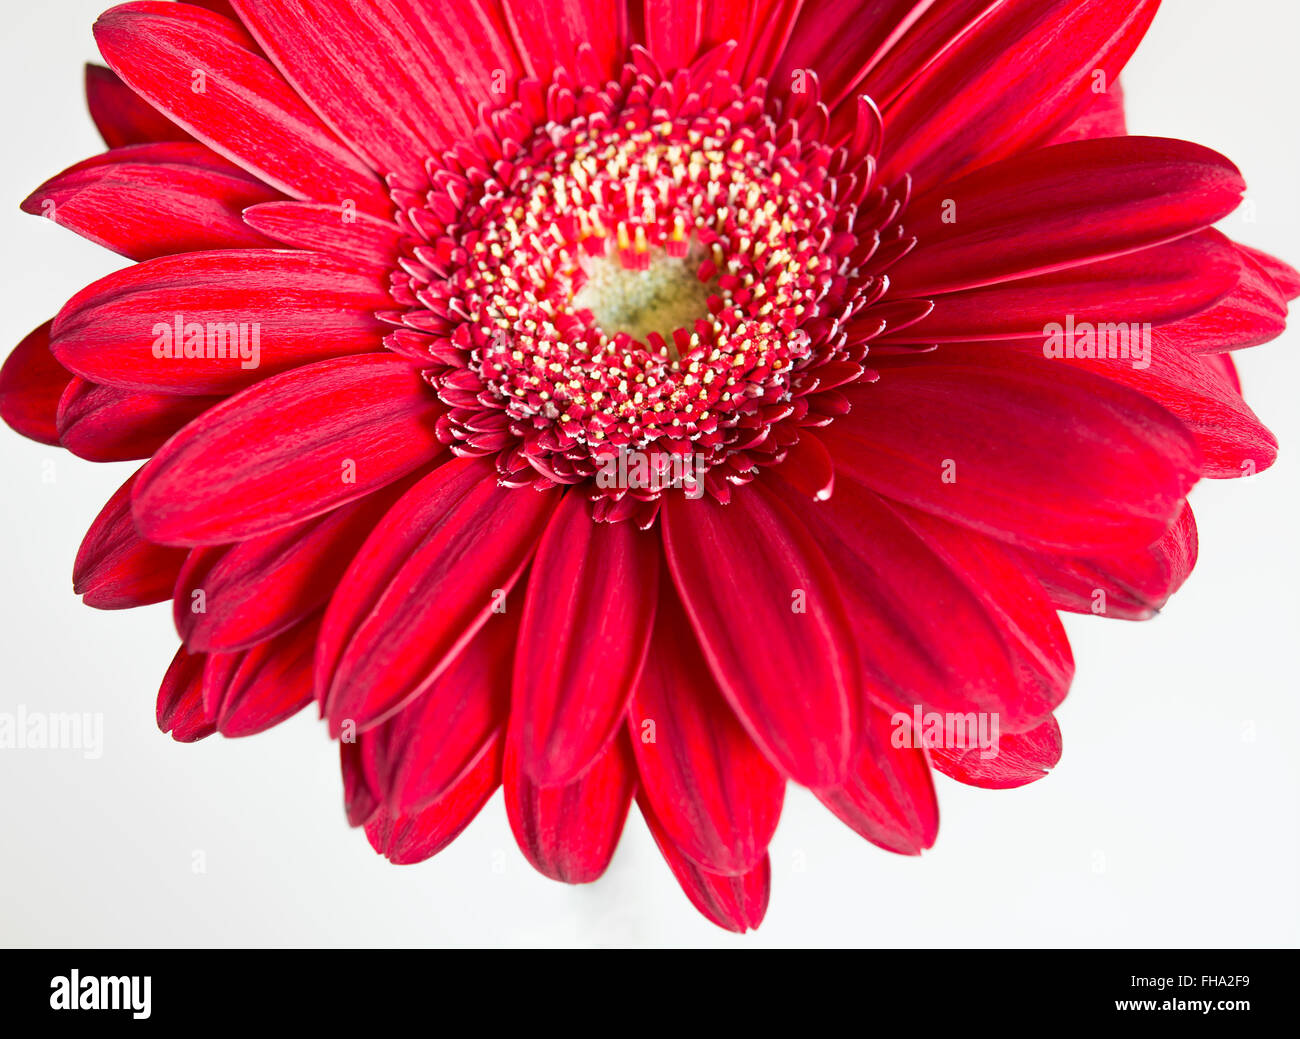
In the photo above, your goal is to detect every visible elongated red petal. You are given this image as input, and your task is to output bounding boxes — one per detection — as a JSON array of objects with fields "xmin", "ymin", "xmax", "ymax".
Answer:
[
  {"xmin": 1149, "ymin": 246, "xmax": 1291, "ymax": 352},
  {"xmin": 890, "ymin": 137, "xmax": 1245, "ymax": 295},
  {"xmin": 814, "ymin": 706, "xmax": 939, "ymax": 855},
  {"xmin": 175, "ymin": 480, "xmax": 410, "ymax": 652},
  {"xmin": 51, "ymin": 249, "xmax": 391, "ymax": 396},
  {"xmin": 504, "ymin": 0, "xmax": 626, "ymax": 84},
  {"xmin": 232, "ymin": 0, "xmax": 507, "ymax": 181},
  {"xmin": 630, "ymin": 586, "xmax": 784, "ymax": 875},
  {"xmin": 1019, "ymin": 502, "xmax": 1198, "ymax": 621},
  {"xmin": 94, "ymin": 3, "xmax": 385, "ymax": 210},
  {"xmin": 949, "ymin": 339, "xmax": 1276, "ymax": 479},
  {"xmin": 241, "ymin": 202, "xmax": 401, "ymax": 270},
  {"xmin": 0, "ymin": 321, "xmax": 71, "ymax": 446},
  {"xmin": 156, "ymin": 646, "xmax": 215, "ymax": 743},
  {"xmin": 73, "ymin": 470, "xmax": 188, "ymax": 610},
  {"xmin": 640, "ymin": 796, "xmax": 770, "ymax": 933},
  {"xmin": 512, "ymin": 491, "xmax": 660, "ymax": 785},
  {"xmin": 809, "ymin": 477, "xmax": 1070, "ymax": 731},
  {"xmin": 201, "ymin": 615, "xmax": 319, "ymax": 736},
  {"xmin": 504, "ymin": 732, "xmax": 636, "ymax": 884},
  {"xmin": 321, "ymin": 458, "xmax": 555, "ymax": 734},
  {"xmin": 57, "ymin": 379, "xmax": 216, "ymax": 462},
  {"xmin": 22, "ymin": 142, "xmax": 278, "ymax": 260},
  {"xmin": 879, "ymin": 0, "xmax": 1160, "ymax": 189},
  {"xmin": 365, "ymin": 737, "xmax": 503, "ymax": 865},
  {"xmin": 882, "ymin": 231, "xmax": 1241, "ymax": 343},
  {"xmin": 361, "ymin": 611, "xmax": 516, "ymax": 814},
  {"xmin": 133, "ymin": 354, "xmax": 442, "ymax": 544},
  {"xmin": 931, "ymin": 715, "xmax": 1063, "ymax": 789},
  {"xmin": 661, "ymin": 482, "xmax": 855, "ymax": 787},
  {"xmin": 85, "ymin": 63, "xmax": 192, "ymax": 148},
  {"xmin": 825, "ymin": 352, "xmax": 1201, "ymax": 552}
]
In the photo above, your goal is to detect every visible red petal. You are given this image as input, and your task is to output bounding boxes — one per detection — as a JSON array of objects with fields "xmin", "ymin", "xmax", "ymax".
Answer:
[
  {"xmin": 640, "ymin": 796, "xmax": 770, "ymax": 933},
  {"xmin": 321, "ymin": 457, "xmax": 555, "ymax": 734},
  {"xmin": 1236, "ymin": 243, "xmax": 1300, "ymax": 301},
  {"xmin": 882, "ymin": 231, "xmax": 1241, "ymax": 343},
  {"xmin": 51, "ymin": 249, "xmax": 391, "ymax": 396},
  {"xmin": 94, "ymin": 3, "xmax": 385, "ymax": 211},
  {"xmin": 340, "ymin": 738, "xmax": 380, "ymax": 827},
  {"xmin": 133, "ymin": 354, "xmax": 443, "ymax": 544},
  {"xmin": 361, "ymin": 611, "xmax": 516, "ymax": 814},
  {"xmin": 57, "ymin": 379, "xmax": 216, "ymax": 462},
  {"xmin": 630, "ymin": 586, "xmax": 784, "ymax": 875},
  {"xmin": 0, "ymin": 321, "xmax": 72, "ymax": 446},
  {"xmin": 879, "ymin": 0, "xmax": 1160, "ymax": 189},
  {"xmin": 1047, "ymin": 80, "xmax": 1127, "ymax": 144},
  {"xmin": 232, "ymin": 0, "xmax": 511, "ymax": 181},
  {"xmin": 809, "ymin": 477, "xmax": 1071, "ymax": 731},
  {"xmin": 22, "ymin": 142, "xmax": 278, "ymax": 260},
  {"xmin": 175, "ymin": 485, "xmax": 408, "ymax": 652},
  {"xmin": 503, "ymin": 0, "xmax": 626, "ymax": 84},
  {"xmin": 889, "ymin": 137, "xmax": 1244, "ymax": 295},
  {"xmin": 825, "ymin": 352, "xmax": 1201, "ymax": 552},
  {"xmin": 962, "ymin": 339, "xmax": 1276, "ymax": 479},
  {"xmin": 156, "ymin": 646, "xmax": 215, "ymax": 743},
  {"xmin": 241, "ymin": 201, "xmax": 401, "ymax": 270},
  {"xmin": 201, "ymin": 615, "xmax": 319, "ymax": 736},
  {"xmin": 930, "ymin": 715, "xmax": 1063, "ymax": 789},
  {"xmin": 73, "ymin": 469, "xmax": 188, "ymax": 610},
  {"xmin": 661, "ymin": 481, "xmax": 855, "ymax": 787},
  {"xmin": 1148, "ymin": 246, "xmax": 1291, "ymax": 353},
  {"xmin": 85, "ymin": 63, "xmax": 192, "ymax": 148},
  {"xmin": 814, "ymin": 705, "xmax": 939, "ymax": 855},
  {"xmin": 365, "ymin": 736, "xmax": 503, "ymax": 864},
  {"xmin": 1018, "ymin": 501, "xmax": 1198, "ymax": 621},
  {"xmin": 504, "ymin": 732, "xmax": 635, "ymax": 884},
  {"xmin": 511, "ymin": 491, "xmax": 660, "ymax": 785}
]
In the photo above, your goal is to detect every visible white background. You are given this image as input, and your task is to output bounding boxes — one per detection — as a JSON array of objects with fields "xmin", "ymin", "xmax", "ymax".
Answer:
[{"xmin": 1, "ymin": 1, "xmax": 1296, "ymax": 947}]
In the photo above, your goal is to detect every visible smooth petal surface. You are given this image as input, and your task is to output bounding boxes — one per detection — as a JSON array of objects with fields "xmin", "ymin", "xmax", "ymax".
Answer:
[
  {"xmin": 825, "ymin": 352, "xmax": 1202, "ymax": 552},
  {"xmin": 504, "ymin": 732, "xmax": 636, "ymax": 884},
  {"xmin": 0, "ymin": 321, "xmax": 70, "ymax": 446},
  {"xmin": 57, "ymin": 379, "xmax": 217, "ymax": 462},
  {"xmin": 889, "ymin": 137, "xmax": 1244, "ymax": 295},
  {"xmin": 1020, "ymin": 502, "xmax": 1198, "ymax": 621},
  {"xmin": 882, "ymin": 231, "xmax": 1241, "ymax": 343},
  {"xmin": 94, "ymin": 3, "xmax": 385, "ymax": 210},
  {"xmin": 85, "ymin": 63, "xmax": 192, "ymax": 148},
  {"xmin": 22, "ymin": 142, "xmax": 278, "ymax": 260},
  {"xmin": 641, "ymin": 796, "xmax": 770, "ymax": 933},
  {"xmin": 233, "ymin": 0, "xmax": 511, "ymax": 181},
  {"xmin": 365, "ymin": 737, "xmax": 503, "ymax": 864},
  {"xmin": 73, "ymin": 470, "xmax": 188, "ymax": 609},
  {"xmin": 201, "ymin": 615, "xmax": 319, "ymax": 736},
  {"xmin": 321, "ymin": 457, "xmax": 555, "ymax": 733},
  {"xmin": 930, "ymin": 716, "xmax": 1063, "ymax": 789},
  {"xmin": 51, "ymin": 249, "xmax": 391, "ymax": 395},
  {"xmin": 662, "ymin": 481, "xmax": 855, "ymax": 787},
  {"xmin": 814, "ymin": 706, "xmax": 939, "ymax": 855},
  {"xmin": 630, "ymin": 586, "xmax": 784, "ymax": 875},
  {"xmin": 809, "ymin": 477, "xmax": 1071, "ymax": 731},
  {"xmin": 511, "ymin": 491, "xmax": 660, "ymax": 786},
  {"xmin": 156, "ymin": 646, "xmax": 215, "ymax": 743},
  {"xmin": 361, "ymin": 611, "xmax": 516, "ymax": 814},
  {"xmin": 242, "ymin": 202, "xmax": 402, "ymax": 270},
  {"xmin": 879, "ymin": 0, "xmax": 1160, "ymax": 189},
  {"xmin": 133, "ymin": 354, "xmax": 442, "ymax": 544}
]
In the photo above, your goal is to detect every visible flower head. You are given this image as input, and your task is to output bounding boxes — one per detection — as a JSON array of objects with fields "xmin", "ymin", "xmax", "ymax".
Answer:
[{"xmin": 2, "ymin": 0, "xmax": 1292, "ymax": 932}]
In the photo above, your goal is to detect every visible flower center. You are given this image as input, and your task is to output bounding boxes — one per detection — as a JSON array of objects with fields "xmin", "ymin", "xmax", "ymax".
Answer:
[
  {"xmin": 384, "ymin": 52, "xmax": 907, "ymax": 524},
  {"xmin": 571, "ymin": 247, "xmax": 713, "ymax": 359}
]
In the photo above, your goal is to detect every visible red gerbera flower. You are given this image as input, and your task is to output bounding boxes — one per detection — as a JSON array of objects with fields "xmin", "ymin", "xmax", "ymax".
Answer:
[{"xmin": 2, "ymin": 0, "xmax": 1293, "ymax": 933}]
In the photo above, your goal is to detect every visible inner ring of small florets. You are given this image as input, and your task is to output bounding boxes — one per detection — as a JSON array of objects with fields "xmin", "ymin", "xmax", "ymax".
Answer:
[{"xmin": 389, "ymin": 66, "xmax": 882, "ymax": 521}]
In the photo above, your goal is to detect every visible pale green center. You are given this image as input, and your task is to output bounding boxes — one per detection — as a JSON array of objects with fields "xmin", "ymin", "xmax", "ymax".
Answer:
[{"xmin": 573, "ymin": 248, "xmax": 713, "ymax": 358}]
